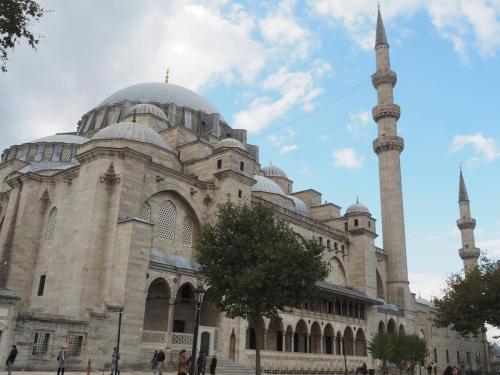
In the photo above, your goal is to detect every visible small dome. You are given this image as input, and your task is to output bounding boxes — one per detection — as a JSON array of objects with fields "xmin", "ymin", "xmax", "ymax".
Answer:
[
  {"xmin": 32, "ymin": 134, "xmax": 89, "ymax": 145},
  {"xmin": 346, "ymin": 200, "xmax": 370, "ymax": 215},
  {"xmin": 98, "ymin": 82, "xmax": 219, "ymax": 114},
  {"xmin": 93, "ymin": 122, "xmax": 171, "ymax": 150},
  {"xmin": 287, "ymin": 195, "xmax": 309, "ymax": 216},
  {"xmin": 252, "ymin": 175, "xmax": 285, "ymax": 195},
  {"xmin": 124, "ymin": 103, "xmax": 168, "ymax": 121},
  {"xmin": 215, "ymin": 138, "xmax": 245, "ymax": 150},
  {"xmin": 262, "ymin": 164, "xmax": 288, "ymax": 179}
]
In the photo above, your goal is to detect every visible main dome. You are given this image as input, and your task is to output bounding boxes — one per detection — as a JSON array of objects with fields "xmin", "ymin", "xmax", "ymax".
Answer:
[{"xmin": 98, "ymin": 82, "xmax": 219, "ymax": 114}]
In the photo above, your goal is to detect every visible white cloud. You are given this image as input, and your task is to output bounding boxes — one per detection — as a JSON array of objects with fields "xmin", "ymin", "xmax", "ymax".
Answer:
[
  {"xmin": 451, "ymin": 133, "xmax": 500, "ymax": 163},
  {"xmin": 259, "ymin": 0, "xmax": 315, "ymax": 60},
  {"xmin": 233, "ymin": 61, "xmax": 331, "ymax": 133},
  {"xmin": 347, "ymin": 110, "xmax": 371, "ymax": 138},
  {"xmin": 477, "ymin": 238, "xmax": 500, "ymax": 257},
  {"xmin": 279, "ymin": 144, "xmax": 299, "ymax": 154},
  {"xmin": 332, "ymin": 148, "xmax": 364, "ymax": 169},
  {"xmin": 409, "ymin": 272, "xmax": 447, "ymax": 300},
  {"xmin": 268, "ymin": 128, "xmax": 296, "ymax": 147},
  {"xmin": 307, "ymin": 0, "xmax": 500, "ymax": 58}
]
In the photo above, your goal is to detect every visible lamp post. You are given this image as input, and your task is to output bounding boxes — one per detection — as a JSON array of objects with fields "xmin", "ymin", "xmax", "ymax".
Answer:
[
  {"xmin": 189, "ymin": 284, "xmax": 206, "ymax": 375},
  {"xmin": 342, "ymin": 336, "xmax": 348, "ymax": 375},
  {"xmin": 114, "ymin": 307, "xmax": 123, "ymax": 375}
]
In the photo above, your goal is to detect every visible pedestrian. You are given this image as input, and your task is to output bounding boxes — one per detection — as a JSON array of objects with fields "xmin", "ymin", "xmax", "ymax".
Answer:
[
  {"xmin": 209, "ymin": 356, "xmax": 217, "ymax": 375},
  {"xmin": 361, "ymin": 362, "xmax": 368, "ymax": 375},
  {"xmin": 5, "ymin": 345, "xmax": 17, "ymax": 375},
  {"xmin": 56, "ymin": 345, "xmax": 68, "ymax": 375},
  {"xmin": 110, "ymin": 347, "xmax": 120, "ymax": 375},
  {"xmin": 433, "ymin": 363, "xmax": 438, "ymax": 375},
  {"xmin": 157, "ymin": 349, "xmax": 166, "ymax": 375},
  {"xmin": 427, "ymin": 362, "xmax": 433, "ymax": 375},
  {"xmin": 443, "ymin": 366, "xmax": 457, "ymax": 375},
  {"xmin": 151, "ymin": 350, "xmax": 159, "ymax": 375},
  {"xmin": 197, "ymin": 351, "xmax": 207, "ymax": 375},
  {"xmin": 178, "ymin": 349, "xmax": 189, "ymax": 375}
]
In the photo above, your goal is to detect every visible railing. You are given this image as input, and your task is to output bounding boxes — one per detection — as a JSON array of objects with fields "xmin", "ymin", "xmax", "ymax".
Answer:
[
  {"xmin": 143, "ymin": 327, "xmax": 219, "ymax": 353},
  {"xmin": 142, "ymin": 330, "xmax": 167, "ymax": 344},
  {"xmin": 171, "ymin": 332, "xmax": 193, "ymax": 347},
  {"xmin": 251, "ymin": 196, "xmax": 348, "ymax": 238}
]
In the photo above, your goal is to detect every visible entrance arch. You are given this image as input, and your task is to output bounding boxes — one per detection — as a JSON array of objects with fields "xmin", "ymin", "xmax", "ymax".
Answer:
[
  {"xmin": 324, "ymin": 324, "xmax": 334, "ymax": 354},
  {"xmin": 355, "ymin": 329, "xmax": 367, "ymax": 356},
  {"xmin": 310, "ymin": 322, "xmax": 322, "ymax": 354},
  {"xmin": 173, "ymin": 283, "xmax": 195, "ymax": 333},
  {"xmin": 378, "ymin": 320, "xmax": 385, "ymax": 332},
  {"xmin": 343, "ymin": 327, "xmax": 354, "ymax": 356},
  {"xmin": 387, "ymin": 319, "xmax": 396, "ymax": 334},
  {"xmin": 143, "ymin": 278, "xmax": 171, "ymax": 331},
  {"xmin": 267, "ymin": 316, "xmax": 284, "ymax": 351},
  {"xmin": 294, "ymin": 320, "xmax": 308, "ymax": 353},
  {"xmin": 285, "ymin": 325, "xmax": 294, "ymax": 352}
]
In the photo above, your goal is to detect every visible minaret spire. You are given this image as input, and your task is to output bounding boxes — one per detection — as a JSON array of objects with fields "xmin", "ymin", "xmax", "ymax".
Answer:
[
  {"xmin": 457, "ymin": 170, "xmax": 480, "ymax": 274},
  {"xmin": 372, "ymin": 7, "xmax": 409, "ymax": 308}
]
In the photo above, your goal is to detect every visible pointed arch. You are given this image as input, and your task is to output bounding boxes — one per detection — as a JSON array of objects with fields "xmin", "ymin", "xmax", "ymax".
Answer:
[
  {"xmin": 387, "ymin": 319, "xmax": 396, "ymax": 334},
  {"xmin": 294, "ymin": 320, "xmax": 308, "ymax": 353},
  {"xmin": 310, "ymin": 322, "xmax": 322, "ymax": 354},
  {"xmin": 324, "ymin": 324, "xmax": 334, "ymax": 354},
  {"xmin": 378, "ymin": 320, "xmax": 385, "ymax": 332},
  {"xmin": 138, "ymin": 201, "xmax": 151, "ymax": 223},
  {"xmin": 143, "ymin": 277, "xmax": 171, "ymax": 331},
  {"xmin": 267, "ymin": 316, "xmax": 284, "ymax": 351},
  {"xmin": 343, "ymin": 326, "xmax": 354, "ymax": 356},
  {"xmin": 399, "ymin": 324, "xmax": 405, "ymax": 335},
  {"xmin": 46, "ymin": 207, "xmax": 57, "ymax": 240},
  {"xmin": 355, "ymin": 329, "xmax": 367, "ymax": 356},
  {"xmin": 156, "ymin": 200, "xmax": 176, "ymax": 240},
  {"xmin": 326, "ymin": 256, "xmax": 346, "ymax": 286}
]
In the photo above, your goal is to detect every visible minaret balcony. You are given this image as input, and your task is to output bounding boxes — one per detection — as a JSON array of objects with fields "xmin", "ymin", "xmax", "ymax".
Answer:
[
  {"xmin": 373, "ymin": 136, "xmax": 404, "ymax": 155},
  {"xmin": 459, "ymin": 247, "xmax": 480, "ymax": 259},
  {"xmin": 372, "ymin": 103, "xmax": 400, "ymax": 122},
  {"xmin": 456, "ymin": 217, "xmax": 476, "ymax": 230},
  {"xmin": 371, "ymin": 69, "xmax": 397, "ymax": 88}
]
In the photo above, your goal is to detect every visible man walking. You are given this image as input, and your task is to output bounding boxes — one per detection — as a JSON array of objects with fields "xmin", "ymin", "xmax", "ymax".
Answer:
[
  {"xmin": 56, "ymin": 345, "xmax": 68, "ymax": 375},
  {"xmin": 197, "ymin": 352, "xmax": 207, "ymax": 375},
  {"xmin": 5, "ymin": 345, "xmax": 17, "ymax": 375},
  {"xmin": 157, "ymin": 350, "xmax": 166, "ymax": 375}
]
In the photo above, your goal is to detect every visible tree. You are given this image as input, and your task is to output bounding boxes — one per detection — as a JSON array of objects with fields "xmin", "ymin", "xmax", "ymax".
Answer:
[
  {"xmin": 368, "ymin": 331, "xmax": 395, "ymax": 374},
  {"xmin": 0, "ymin": 0, "xmax": 45, "ymax": 72},
  {"xmin": 432, "ymin": 257, "xmax": 500, "ymax": 336},
  {"xmin": 197, "ymin": 201, "xmax": 329, "ymax": 375}
]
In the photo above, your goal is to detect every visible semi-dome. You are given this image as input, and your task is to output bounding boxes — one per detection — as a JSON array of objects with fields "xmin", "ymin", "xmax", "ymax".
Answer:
[
  {"xmin": 287, "ymin": 195, "xmax": 309, "ymax": 216},
  {"xmin": 252, "ymin": 175, "xmax": 286, "ymax": 195},
  {"xmin": 215, "ymin": 138, "xmax": 245, "ymax": 150},
  {"xmin": 346, "ymin": 200, "xmax": 371, "ymax": 215},
  {"xmin": 93, "ymin": 122, "xmax": 172, "ymax": 150},
  {"xmin": 98, "ymin": 82, "xmax": 219, "ymax": 114},
  {"xmin": 124, "ymin": 103, "xmax": 168, "ymax": 121},
  {"xmin": 262, "ymin": 164, "xmax": 288, "ymax": 179},
  {"xmin": 32, "ymin": 134, "xmax": 89, "ymax": 145}
]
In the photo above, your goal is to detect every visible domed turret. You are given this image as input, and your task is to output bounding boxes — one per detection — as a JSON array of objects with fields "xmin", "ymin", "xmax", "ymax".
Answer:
[
  {"xmin": 93, "ymin": 122, "xmax": 172, "ymax": 150},
  {"xmin": 346, "ymin": 198, "xmax": 371, "ymax": 215},
  {"xmin": 262, "ymin": 164, "xmax": 288, "ymax": 178},
  {"xmin": 123, "ymin": 103, "xmax": 168, "ymax": 122}
]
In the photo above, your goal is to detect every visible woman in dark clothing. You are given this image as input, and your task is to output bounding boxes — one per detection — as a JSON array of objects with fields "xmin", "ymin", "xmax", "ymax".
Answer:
[
  {"xmin": 5, "ymin": 345, "xmax": 17, "ymax": 375},
  {"xmin": 209, "ymin": 356, "xmax": 217, "ymax": 375}
]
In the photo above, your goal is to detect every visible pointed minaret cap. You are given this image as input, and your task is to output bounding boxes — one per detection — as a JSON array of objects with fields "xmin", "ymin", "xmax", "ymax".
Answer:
[
  {"xmin": 459, "ymin": 169, "xmax": 469, "ymax": 202},
  {"xmin": 375, "ymin": 7, "xmax": 389, "ymax": 48}
]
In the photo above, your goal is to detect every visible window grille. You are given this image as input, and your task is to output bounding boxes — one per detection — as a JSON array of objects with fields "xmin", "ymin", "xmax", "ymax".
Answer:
[
  {"xmin": 46, "ymin": 207, "xmax": 57, "ymax": 240},
  {"xmin": 67, "ymin": 335, "xmax": 84, "ymax": 357},
  {"xmin": 43, "ymin": 145, "xmax": 53, "ymax": 160},
  {"xmin": 27, "ymin": 147, "xmax": 37, "ymax": 161},
  {"xmin": 37, "ymin": 275, "xmax": 46, "ymax": 296},
  {"xmin": 182, "ymin": 216, "xmax": 193, "ymax": 246},
  {"xmin": 156, "ymin": 201, "xmax": 176, "ymax": 241},
  {"xmin": 138, "ymin": 202, "xmax": 151, "ymax": 223},
  {"xmin": 32, "ymin": 333, "xmax": 50, "ymax": 356},
  {"xmin": 61, "ymin": 148, "xmax": 71, "ymax": 162}
]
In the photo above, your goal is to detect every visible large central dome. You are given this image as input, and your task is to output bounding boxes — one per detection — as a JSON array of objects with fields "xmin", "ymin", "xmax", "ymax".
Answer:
[{"xmin": 98, "ymin": 82, "xmax": 219, "ymax": 114}]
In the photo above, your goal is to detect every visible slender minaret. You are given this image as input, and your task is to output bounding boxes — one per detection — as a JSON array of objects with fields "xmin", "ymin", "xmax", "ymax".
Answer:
[
  {"xmin": 372, "ymin": 8, "xmax": 410, "ymax": 307},
  {"xmin": 457, "ymin": 170, "xmax": 480, "ymax": 274}
]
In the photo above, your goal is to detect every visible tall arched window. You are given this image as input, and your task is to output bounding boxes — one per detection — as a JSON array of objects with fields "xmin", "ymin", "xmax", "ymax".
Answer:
[
  {"xmin": 156, "ymin": 200, "xmax": 176, "ymax": 241},
  {"xmin": 46, "ymin": 207, "xmax": 57, "ymax": 240},
  {"xmin": 182, "ymin": 215, "xmax": 193, "ymax": 246},
  {"xmin": 137, "ymin": 201, "xmax": 151, "ymax": 223}
]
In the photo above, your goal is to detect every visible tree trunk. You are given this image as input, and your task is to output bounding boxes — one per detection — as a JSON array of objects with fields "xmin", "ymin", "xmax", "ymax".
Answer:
[{"xmin": 255, "ymin": 317, "xmax": 262, "ymax": 375}]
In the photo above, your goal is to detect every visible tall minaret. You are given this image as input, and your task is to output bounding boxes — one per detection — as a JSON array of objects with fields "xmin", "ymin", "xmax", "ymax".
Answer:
[
  {"xmin": 372, "ymin": 8, "xmax": 410, "ymax": 307},
  {"xmin": 457, "ymin": 170, "xmax": 480, "ymax": 274}
]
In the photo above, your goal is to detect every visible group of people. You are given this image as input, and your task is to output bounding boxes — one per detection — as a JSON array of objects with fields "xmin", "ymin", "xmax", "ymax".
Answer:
[
  {"xmin": 4, "ymin": 344, "xmax": 69, "ymax": 375},
  {"xmin": 175, "ymin": 349, "xmax": 217, "ymax": 375}
]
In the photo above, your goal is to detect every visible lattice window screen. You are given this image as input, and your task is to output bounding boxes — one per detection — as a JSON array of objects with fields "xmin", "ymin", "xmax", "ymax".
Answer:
[
  {"xmin": 156, "ymin": 201, "xmax": 176, "ymax": 241},
  {"xmin": 27, "ymin": 148, "xmax": 37, "ymax": 161},
  {"xmin": 46, "ymin": 207, "xmax": 57, "ymax": 240},
  {"xmin": 138, "ymin": 202, "xmax": 151, "ymax": 223},
  {"xmin": 61, "ymin": 148, "xmax": 71, "ymax": 162},
  {"xmin": 32, "ymin": 333, "xmax": 50, "ymax": 355},
  {"xmin": 182, "ymin": 216, "xmax": 193, "ymax": 246},
  {"xmin": 67, "ymin": 335, "xmax": 84, "ymax": 357},
  {"xmin": 43, "ymin": 146, "xmax": 53, "ymax": 160}
]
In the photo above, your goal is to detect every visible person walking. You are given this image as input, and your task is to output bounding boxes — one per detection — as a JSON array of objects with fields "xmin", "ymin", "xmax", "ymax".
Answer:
[
  {"xmin": 151, "ymin": 350, "xmax": 159, "ymax": 375},
  {"xmin": 110, "ymin": 347, "xmax": 120, "ymax": 375},
  {"xmin": 56, "ymin": 345, "xmax": 68, "ymax": 375},
  {"xmin": 178, "ymin": 349, "xmax": 189, "ymax": 375},
  {"xmin": 157, "ymin": 350, "xmax": 165, "ymax": 375},
  {"xmin": 427, "ymin": 362, "xmax": 433, "ymax": 375},
  {"xmin": 5, "ymin": 345, "xmax": 17, "ymax": 375},
  {"xmin": 197, "ymin": 352, "xmax": 207, "ymax": 375},
  {"xmin": 209, "ymin": 356, "xmax": 217, "ymax": 375},
  {"xmin": 433, "ymin": 363, "xmax": 438, "ymax": 375}
]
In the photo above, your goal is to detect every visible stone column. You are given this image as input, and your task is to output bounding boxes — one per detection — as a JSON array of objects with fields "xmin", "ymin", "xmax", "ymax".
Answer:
[
  {"xmin": 263, "ymin": 328, "xmax": 267, "ymax": 351},
  {"xmin": 281, "ymin": 331, "xmax": 286, "ymax": 352},
  {"xmin": 166, "ymin": 297, "xmax": 175, "ymax": 345},
  {"xmin": 305, "ymin": 334, "xmax": 310, "ymax": 353}
]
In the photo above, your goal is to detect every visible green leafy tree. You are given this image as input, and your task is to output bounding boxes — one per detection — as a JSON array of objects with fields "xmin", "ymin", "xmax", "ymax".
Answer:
[
  {"xmin": 405, "ymin": 334, "xmax": 429, "ymax": 374},
  {"xmin": 0, "ymin": 0, "xmax": 45, "ymax": 72},
  {"xmin": 432, "ymin": 257, "xmax": 500, "ymax": 336},
  {"xmin": 368, "ymin": 331, "xmax": 395, "ymax": 374},
  {"xmin": 197, "ymin": 201, "xmax": 329, "ymax": 375}
]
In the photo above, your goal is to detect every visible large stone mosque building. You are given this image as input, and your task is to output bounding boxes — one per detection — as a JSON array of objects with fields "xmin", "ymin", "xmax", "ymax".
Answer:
[{"xmin": 0, "ymin": 9, "xmax": 487, "ymax": 374}]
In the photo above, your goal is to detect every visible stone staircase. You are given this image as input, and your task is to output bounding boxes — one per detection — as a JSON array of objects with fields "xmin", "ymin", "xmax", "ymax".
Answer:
[{"xmin": 216, "ymin": 359, "xmax": 255, "ymax": 375}]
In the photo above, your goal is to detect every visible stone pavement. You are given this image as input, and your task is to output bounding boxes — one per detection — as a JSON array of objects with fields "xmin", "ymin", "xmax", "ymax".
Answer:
[{"xmin": 0, "ymin": 372, "xmax": 177, "ymax": 375}]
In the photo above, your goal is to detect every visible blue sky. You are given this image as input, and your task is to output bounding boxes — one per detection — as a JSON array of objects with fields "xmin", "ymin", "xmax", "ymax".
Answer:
[{"xmin": 1, "ymin": 0, "xmax": 499, "ymax": 318}]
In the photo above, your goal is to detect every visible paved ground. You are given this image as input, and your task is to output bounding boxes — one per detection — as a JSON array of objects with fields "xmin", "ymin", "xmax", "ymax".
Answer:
[{"xmin": 0, "ymin": 372, "xmax": 178, "ymax": 375}]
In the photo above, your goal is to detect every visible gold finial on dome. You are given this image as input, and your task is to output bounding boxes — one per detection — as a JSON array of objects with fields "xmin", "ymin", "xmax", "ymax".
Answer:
[{"xmin": 165, "ymin": 68, "xmax": 170, "ymax": 83}]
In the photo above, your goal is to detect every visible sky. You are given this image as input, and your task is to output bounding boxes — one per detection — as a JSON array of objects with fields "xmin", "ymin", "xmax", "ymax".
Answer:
[{"xmin": 1, "ymin": 0, "xmax": 499, "ymax": 338}]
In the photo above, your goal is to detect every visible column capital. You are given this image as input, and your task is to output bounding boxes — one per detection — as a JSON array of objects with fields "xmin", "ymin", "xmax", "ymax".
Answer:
[
  {"xmin": 373, "ymin": 136, "xmax": 404, "ymax": 155},
  {"xmin": 372, "ymin": 69, "xmax": 397, "ymax": 88},
  {"xmin": 372, "ymin": 103, "xmax": 401, "ymax": 122},
  {"xmin": 457, "ymin": 217, "xmax": 476, "ymax": 230}
]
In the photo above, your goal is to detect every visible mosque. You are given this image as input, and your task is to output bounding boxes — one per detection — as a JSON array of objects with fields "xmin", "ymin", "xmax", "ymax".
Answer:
[{"xmin": 0, "ymin": 9, "xmax": 487, "ymax": 374}]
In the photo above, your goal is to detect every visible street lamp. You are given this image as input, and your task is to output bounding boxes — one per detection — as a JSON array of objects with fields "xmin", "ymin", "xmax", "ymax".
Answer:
[
  {"xmin": 342, "ymin": 336, "xmax": 348, "ymax": 375},
  {"xmin": 189, "ymin": 283, "xmax": 206, "ymax": 375},
  {"xmin": 114, "ymin": 307, "xmax": 124, "ymax": 375}
]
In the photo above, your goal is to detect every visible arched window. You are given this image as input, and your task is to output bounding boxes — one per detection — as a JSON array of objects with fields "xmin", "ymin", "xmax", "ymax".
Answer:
[
  {"xmin": 334, "ymin": 242, "xmax": 338, "ymax": 251},
  {"xmin": 137, "ymin": 201, "xmax": 151, "ymax": 223},
  {"xmin": 326, "ymin": 257, "xmax": 346, "ymax": 286},
  {"xmin": 46, "ymin": 207, "xmax": 57, "ymax": 240},
  {"xmin": 326, "ymin": 239, "xmax": 331, "ymax": 249},
  {"xmin": 182, "ymin": 216, "xmax": 193, "ymax": 246},
  {"xmin": 354, "ymin": 219, "xmax": 359, "ymax": 227},
  {"xmin": 156, "ymin": 200, "xmax": 176, "ymax": 241}
]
